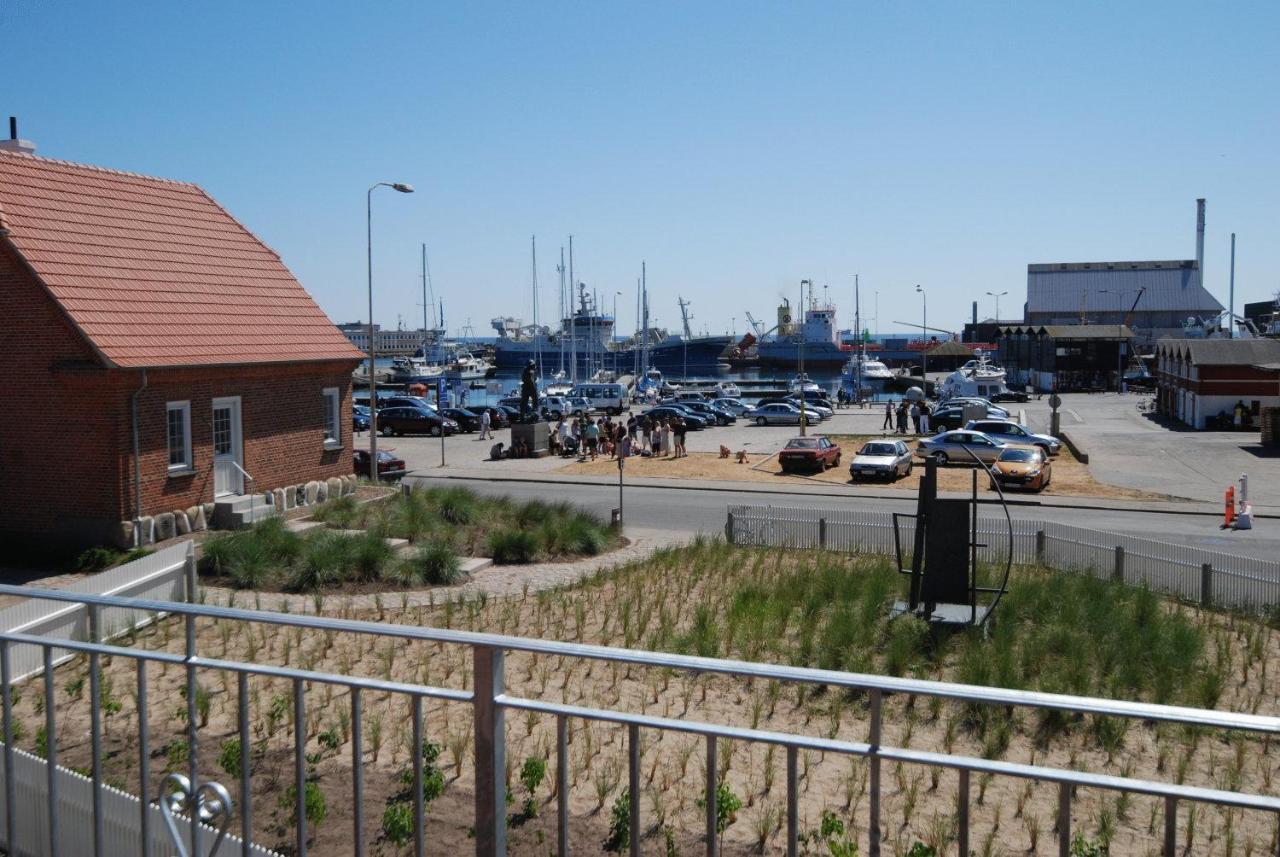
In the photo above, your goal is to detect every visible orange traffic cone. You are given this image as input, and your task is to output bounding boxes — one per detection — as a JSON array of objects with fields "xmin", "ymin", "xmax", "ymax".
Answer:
[{"xmin": 1224, "ymin": 486, "xmax": 1236, "ymax": 528}]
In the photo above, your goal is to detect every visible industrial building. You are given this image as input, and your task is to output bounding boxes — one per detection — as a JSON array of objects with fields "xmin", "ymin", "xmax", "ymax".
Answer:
[{"xmin": 1024, "ymin": 200, "xmax": 1224, "ymax": 349}]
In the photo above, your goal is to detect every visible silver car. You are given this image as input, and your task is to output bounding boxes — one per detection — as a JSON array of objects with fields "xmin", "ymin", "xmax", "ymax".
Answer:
[
  {"xmin": 850, "ymin": 440, "xmax": 913, "ymax": 481},
  {"xmin": 915, "ymin": 430, "xmax": 1006, "ymax": 464},
  {"xmin": 745, "ymin": 402, "xmax": 824, "ymax": 426},
  {"xmin": 712, "ymin": 398, "xmax": 750, "ymax": 416},
  {"xmin": 963, "ymin": 419, "xmax": 1061, "ymax": 456}
]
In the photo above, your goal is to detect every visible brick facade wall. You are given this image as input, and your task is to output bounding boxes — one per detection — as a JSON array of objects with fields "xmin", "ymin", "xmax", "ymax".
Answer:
[{"xmin": 0, "ymin": 239, "xmax": 360, "ymax": 545}]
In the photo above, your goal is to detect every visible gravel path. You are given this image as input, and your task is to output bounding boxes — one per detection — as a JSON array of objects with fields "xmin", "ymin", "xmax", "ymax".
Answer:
[{"xmin": 199, "ymin": 530, "xmax": 681, "ymax": 613}]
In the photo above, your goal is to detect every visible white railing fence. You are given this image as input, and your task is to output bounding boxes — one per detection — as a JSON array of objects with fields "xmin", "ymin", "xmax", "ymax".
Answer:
[{"xmin": 725, "ymin": 505, "xmax": 1280, "ymax": 612}]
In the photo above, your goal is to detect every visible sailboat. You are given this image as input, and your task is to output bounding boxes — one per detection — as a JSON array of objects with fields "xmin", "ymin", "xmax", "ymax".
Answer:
[{"xmin": 840, "ymin": 276, "xmax": 892, "ymax": 399}]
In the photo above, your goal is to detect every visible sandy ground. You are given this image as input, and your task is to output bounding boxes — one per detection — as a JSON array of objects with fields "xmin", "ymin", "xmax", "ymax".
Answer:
[{"xmin": 557, "ymin": 435, "xmax": 1177, "ymax": 503}]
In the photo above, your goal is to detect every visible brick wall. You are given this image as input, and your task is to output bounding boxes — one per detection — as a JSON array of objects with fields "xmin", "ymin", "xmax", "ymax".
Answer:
[
  {"xmin": 0, "ymin": 239, "xmax": 360, "ymax": 545},
  {"xmin": 0, "ymin": 241, "xmax": 126, "ymax": 542}
]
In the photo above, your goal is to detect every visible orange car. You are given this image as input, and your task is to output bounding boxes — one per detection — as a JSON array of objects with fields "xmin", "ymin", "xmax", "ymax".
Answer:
[{"xmin": 989, "ymin": 446, "xmax": 1051, "ymax": 492}]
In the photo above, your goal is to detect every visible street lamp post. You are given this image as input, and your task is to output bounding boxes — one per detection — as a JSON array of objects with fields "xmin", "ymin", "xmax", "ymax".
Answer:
[
  {"xmin": 366, "ymin": 182, "xmax": 415, "ymax": 478},
  {"xmin": 986, "ymin": 290, "xmax": 1008, "ymax": 326},
  {"xmin": 799, "ymin": 279, "xmax": 812, "ymax": 435},
  {"xmin": 916, "ymin": 285, "xmax": 927, "ymax": 386}
]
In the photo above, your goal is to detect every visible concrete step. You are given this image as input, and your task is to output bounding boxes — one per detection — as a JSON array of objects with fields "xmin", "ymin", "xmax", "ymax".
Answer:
[
  {"xmin": 213, "ymin": 494, "xmax": 277, "ymax": 530},
  {"xmin": 459, "ymin": 557, "xmax": 493, "ymax": 574},
  {"xmin": 285, "ymin": 520, "xmax": 326, "ymax": 534}
]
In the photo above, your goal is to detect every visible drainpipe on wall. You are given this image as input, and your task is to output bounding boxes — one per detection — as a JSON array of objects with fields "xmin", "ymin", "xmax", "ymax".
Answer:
[{"xmin": 131, "ymin": 369, "xmax": 148, "ymax": 547}]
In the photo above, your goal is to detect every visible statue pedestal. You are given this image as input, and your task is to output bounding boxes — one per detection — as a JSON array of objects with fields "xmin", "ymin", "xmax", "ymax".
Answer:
[{"xmin": 511, "ymin": 421, "xmax": 550, "ymax": 458}]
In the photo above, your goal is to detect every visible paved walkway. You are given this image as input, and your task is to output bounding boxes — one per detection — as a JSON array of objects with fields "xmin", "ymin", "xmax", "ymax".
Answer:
[{"xmin": 199, "ymin": 529, "xmax": 680, "ymax": 612}]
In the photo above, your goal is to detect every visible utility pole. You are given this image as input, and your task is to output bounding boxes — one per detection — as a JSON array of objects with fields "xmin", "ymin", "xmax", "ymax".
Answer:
[
  {"xmin": 569, "ymin": 236, "xmax": 576, "ymax": 384},
  {"xmin": 799, "ymin": 279, "xmax": 812, "ymax": 435}
]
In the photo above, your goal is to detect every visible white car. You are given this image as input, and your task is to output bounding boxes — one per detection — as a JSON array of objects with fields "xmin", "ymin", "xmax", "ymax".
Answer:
[
  {"xmin": 849, "ymin": 440, "xmax": 913, "ymax": 481},
  {"xmin": 711, "ymin": 398, "xmax": 750, "ymax": 417}
]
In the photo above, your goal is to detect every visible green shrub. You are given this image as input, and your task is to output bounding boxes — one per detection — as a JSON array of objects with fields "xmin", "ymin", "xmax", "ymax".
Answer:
[
  {"xmin": 432, "ymin": 487, "xmax": 478, "ymax": 526},
  {"xmin": 75, "ymin": 546, "xmax": 122, "ymax": 572},
  {"xmin": 695, "ymin": 780, "xmax": 742, "ymax": 834},
  {"xmin": 381, "ymin": 801, "xmax": 413, "ymax": 847},
  {"xmin": 604, "ymin": 788, "xmax": 630, "ymax": 852},
  {"xmin": 280, "ymin": 781, "xmax": 327, "ymax": 835},
  {"xmin": 488, "ymin": 529, "xmax": 539, "ymax": 564},
  {"xmin": 884, "ymin": 614, "xmax": 929, "ymax": 677},
  {"xmin": 348, "ymin": 530, "xmax": 393, "ymax": 583},
  {"xmin": 287, "ymin": 531, "xmax": 352, "ymax": 592},
  {"xmin": 311, "ymin": 494, "xmax": 360, "ymax": 528},
  {"xmin": 416, "ymin": 541, "xmax": 463, "ymax": 585},
  {"xmin": 218, "ymin": 738, "xmax": 243, "ymax": 779}
]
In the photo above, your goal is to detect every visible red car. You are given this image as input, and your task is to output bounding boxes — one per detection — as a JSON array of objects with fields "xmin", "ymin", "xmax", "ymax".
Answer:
[
  {"xmin": 778, "ymin": 435, "xmax": 842, "ymax": 473},
  {"xmin": 353, "ymin": 449, "xmax": 407, "ymax": 480}
]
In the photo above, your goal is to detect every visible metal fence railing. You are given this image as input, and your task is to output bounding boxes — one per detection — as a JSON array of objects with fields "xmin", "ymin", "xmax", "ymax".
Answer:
[
  {"xmin": 0, "ymin": 585, "xmax": 1277, "ymax": 857},
  {"xmin": 725, "ymin": 504, "xmax": 1280, "ymax": 613}
]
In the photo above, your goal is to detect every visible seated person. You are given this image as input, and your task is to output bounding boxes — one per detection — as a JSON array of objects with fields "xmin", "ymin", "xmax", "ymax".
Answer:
[
  {"xmin": 489, "ymin": 442, "xmax": 505, "ymax": 461},
  {"xmin": 510, "ymin": 437, "xmax": 529, "ymax": 458}
]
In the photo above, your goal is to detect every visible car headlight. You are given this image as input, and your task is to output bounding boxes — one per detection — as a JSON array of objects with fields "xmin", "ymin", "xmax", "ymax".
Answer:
[{"xmin": 1027, "ymin": 469, "xmax": 1040, "ymax": 477}]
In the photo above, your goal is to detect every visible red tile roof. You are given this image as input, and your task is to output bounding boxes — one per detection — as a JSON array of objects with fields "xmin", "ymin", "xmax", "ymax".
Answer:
[{"xmin": 0, "ymin": 150, "xmax": 364, "ymax": 368}]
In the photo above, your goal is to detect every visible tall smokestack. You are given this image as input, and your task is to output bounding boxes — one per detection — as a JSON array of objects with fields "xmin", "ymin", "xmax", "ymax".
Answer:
[{"xmin": 1195, "ymin": 198, "xmax": 1206, "ymax": 290}]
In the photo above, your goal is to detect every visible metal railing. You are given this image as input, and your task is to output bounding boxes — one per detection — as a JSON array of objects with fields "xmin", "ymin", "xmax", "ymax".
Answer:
[
  {"xmin": 725, "ymin": 504, "xmax": 1280, "ymax": 612},
  {"xmin": 0, "ymin": 585, "xmax": 1276, "ymax": 857}
]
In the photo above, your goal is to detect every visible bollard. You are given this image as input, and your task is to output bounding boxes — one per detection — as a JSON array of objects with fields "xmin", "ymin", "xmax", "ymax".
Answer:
[
  {"xmin": 1113, "ymin": 545, "xmax": 1125, "ymax": 583},
  {"xmin": 1200, "ymin": 563, "xmax": 1214, "ymax": 607},
  {"xmin": 818, "ymin": 517, "xmax": 827, "ymax": 549},
  {"xmin": 725, "ymin": 512, "xmax": 736, "ymax": 544},
  {"xmin": 1035, "ymin": 529, "xmax": 1046, "ymax": 562}
]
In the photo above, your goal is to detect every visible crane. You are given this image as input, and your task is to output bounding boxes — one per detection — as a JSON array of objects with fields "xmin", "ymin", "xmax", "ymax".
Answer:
[
  {"xmin": 743, "ymin": 312, "xmax": 768, "ymax": 338},
  {"xmin": 678, "ymin": 296, "xmax": 694, "ymax": 339}
]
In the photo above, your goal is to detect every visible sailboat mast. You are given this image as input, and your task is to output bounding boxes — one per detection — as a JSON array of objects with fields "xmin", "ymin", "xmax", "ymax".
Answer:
[
  {"xmin": 557, "ymin": 247, "xmax": 566, "ymax": 375},
  {"xmin": 641, "ymin": 261, "xmax": 649, "ymax": 377},
  {"xmin": 854, "ymin": 274, "xmax": 862, "ymax": 402},
  {"xmin": 421, "ymin": 244, "xmax": 429, "ymax": 357},
  {"xmin": 569, "ymin": 236, "xmax": 577, "ymax": 384},
  {"xmin": 531, "ymin": 235, "xmax": 541, "ymax": 380}
]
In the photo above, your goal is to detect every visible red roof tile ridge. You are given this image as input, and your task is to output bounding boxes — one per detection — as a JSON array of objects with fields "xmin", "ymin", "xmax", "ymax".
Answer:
[
  {"xmin": 195, "ymin": 187, "xmax": 285, "ymax": 264},
  {"xmin": 0, "ymin": 148, "xmax": 199, "ymax": 189}
]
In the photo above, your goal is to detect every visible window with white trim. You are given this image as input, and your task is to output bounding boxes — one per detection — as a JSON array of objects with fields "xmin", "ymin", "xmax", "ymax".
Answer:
[
  {"xmin": 323, "ymin": 387, "xmax": 341, "ymax": 447},
  {"xmin": 166, "ymin": 401, "xmax": 192, "ymax": 472}
]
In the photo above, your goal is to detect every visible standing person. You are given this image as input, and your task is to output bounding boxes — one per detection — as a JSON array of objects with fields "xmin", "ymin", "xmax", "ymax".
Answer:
[
  {"xmin": 883, "ymin": 400, "xmax": 894, "ymax": 431},
  {"xmin": 557, "ymin": 418, "xmax": 570, "ymax": 452},
  {"xmin": 673, "ymin": 416, "xmax": 686, "ymax": 458},
  {"xmin": 909, "ymin": 401, "xmax": 921, "ymax": 434},
  {"xmin": 896, "ymin": 401, "xmax": 909, "ymax": 434},
  {"xmin": 627, "ymin": 414, "xmax": 638, "ymax": 443},
  {"xmin": 477, "ymin": 407, "xmax": 492, "ymax": 440},
  {"xmin": 918, "ymin": 401, "xmax": 931, "ymax": 435},
  {"xmin": 585, "ymin": 419, "xmax": 600, "ymax": 461},
  {"xmin": 660, "ymin": 419, "xmax": 671, "ymax": 457},
  {"xmin": 641, "ymin": 415, "xmax": 653, "ymax": 453}
]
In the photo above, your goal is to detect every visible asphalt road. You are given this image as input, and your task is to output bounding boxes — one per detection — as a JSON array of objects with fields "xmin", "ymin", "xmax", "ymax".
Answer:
[{"xmin": 405, "ymin": 471, "xmax": 1280, "ymax": 563}]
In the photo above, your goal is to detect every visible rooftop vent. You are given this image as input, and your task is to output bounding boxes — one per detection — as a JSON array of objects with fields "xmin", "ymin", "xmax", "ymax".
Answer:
[{"xmin": 0, "ymin": 117, "xmax": 36, "ymax": 155}]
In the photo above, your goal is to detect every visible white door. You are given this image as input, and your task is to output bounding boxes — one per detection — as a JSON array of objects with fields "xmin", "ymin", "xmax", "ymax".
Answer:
[{"xmin": 212, "ymin": 397, "xmax": 244, "ymax": 497}]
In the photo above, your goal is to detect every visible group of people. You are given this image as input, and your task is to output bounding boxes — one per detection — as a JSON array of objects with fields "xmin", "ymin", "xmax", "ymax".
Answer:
[
  {"xmin": 550, "ymin": 412, "xmax": 690, "ymax": 461},
  {"xmin": 881, "ymin": 399, "xmax": 933, "ymax": 435}
]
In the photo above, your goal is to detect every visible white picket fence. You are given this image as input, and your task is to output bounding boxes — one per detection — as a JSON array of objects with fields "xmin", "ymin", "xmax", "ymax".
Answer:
[
  {"xmin": 725, "ymin": 504, "xmax": 1280, "ymax": 613},
  {"xmin": 0, "ymin": 540, "xmax": 278, "ymax": 856}
]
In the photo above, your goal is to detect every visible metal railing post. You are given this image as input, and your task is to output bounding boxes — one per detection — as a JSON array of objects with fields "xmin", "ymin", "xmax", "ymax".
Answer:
[
  {"xmin": 352, "ymin": 688, "xmax": 365, "ymax": 857},
  {"xmin": 957, "ymin": 768, "xmax": 970, "ymax": 857},
  {"xmin": 786, "ymin": 746, "xmax": 798, "ymax": 857},
  {"xmin": 705, "ymin": 735, "xmax": 718, "ymax": 857},
  {"xmin": 1, "ymin": 640, "xmax": 15, "ymax": 855},
  {"xmin": 1163, "ymin": 796, "xmax": 1176, "ymax": 857},
  {"xmin": 185, "ymin": 540, "xmax": 198, "ymax": 604},
  {"xmin": 1201, "ymin": 563, "xmax": 1214, "ymax": 606},
  {"xmin": 44, "ymin": 647, "xmax": 59, "ymax": 857},
  {"xmin": 725, "ymin": 511, "xmax": 735, "ymax": 544},
  {"xmin": 818, "ymin": 517, "xmax": 827, "ymax": 549},
  {"xmin": 137, "ymin": 659, "xmax": 152, "ymax": 857},
  {"xmin": 868, "ymin": 689, "xmax": 882, "ymax": 856},
  {"xmin": 1058, "ymin": 782, "xmax": 1071, "ymax": 857},
  {"xmin": 413, "ymin": 694, "xmax": 426, "ymax": 857},
  {"xmin": 474, "ymin": 645, "xmax": 507, "ymax": 857},
  {"xmin": 556, "ymin": 716, "xmax": 569, "ymax": 857},
  {"xmin": 628, "ymin": 723, "xmax": 641, "ymax": 857},
  {"xmin": 185, "ymin": 613, "xmax": 201, "ymax": 857},
  {"xmin": 294, "ymin": 677, "xmax": 307, "ymax": 857},
  {"xmin": 88, "ymin": 604, "xmax": 105, "ymax": 857},
  {"xmin": 238, "ymin": 671, "xmax": 252, "ymax": 857},
  {"xmin": 1113, "ymin": 545, "xmax": 1125, "ymax": 583}
]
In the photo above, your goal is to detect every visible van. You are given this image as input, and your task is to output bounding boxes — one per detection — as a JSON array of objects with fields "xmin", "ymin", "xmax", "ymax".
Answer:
[{"xmin": 568, "ymin": 383, "xmax": 630, "ymax": 415}]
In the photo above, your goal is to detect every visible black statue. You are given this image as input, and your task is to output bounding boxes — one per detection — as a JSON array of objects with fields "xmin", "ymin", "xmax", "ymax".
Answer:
[{"xmin": 519, "ymin": 361, "xmax": 540, "ymax": 421}]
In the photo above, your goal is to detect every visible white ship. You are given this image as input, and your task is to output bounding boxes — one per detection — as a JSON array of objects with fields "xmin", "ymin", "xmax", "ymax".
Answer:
[{"xmin": 938, "ymin": 350, "xmax": 1009, "ymax": 401}]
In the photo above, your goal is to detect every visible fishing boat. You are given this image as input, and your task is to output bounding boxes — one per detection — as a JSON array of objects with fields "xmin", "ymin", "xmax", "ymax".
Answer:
[
  {"xmin": 788, "ymin": 373, "xmax": 821, "ymax": 394},
  {"xmin": 938, "ymin": 349, "xmax": 1009, "ymax": 401}
]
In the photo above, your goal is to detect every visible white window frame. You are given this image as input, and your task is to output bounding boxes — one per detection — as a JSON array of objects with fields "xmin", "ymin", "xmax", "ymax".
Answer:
[
  {"xmin": 322, "ymin": 387, "xmax": 341, "ymax": 448},
  {"xmin": 166, "ymin": 400, "xmax": 193, "ymax": 474}
]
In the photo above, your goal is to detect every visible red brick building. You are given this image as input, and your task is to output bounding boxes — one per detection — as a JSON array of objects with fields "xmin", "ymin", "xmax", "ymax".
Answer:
[
  {"xmin": 0, "ymin": 149, "xmax": 364, "ymax": 546},
  {"xmin": 1154, "ymin": 338, "xmax": 1280, "ymax": 429}
]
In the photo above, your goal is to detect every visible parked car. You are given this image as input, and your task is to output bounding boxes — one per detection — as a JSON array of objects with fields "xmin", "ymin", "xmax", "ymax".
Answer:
[
  {"xmin": 495, "ymin": 404, "xmax": 522, "ymax": 423},
  {"xmin": 382, "ymin": 395, "xmax": 439, "ymax": 413},
  {"xmin": 849, "ymin": 440, "xmax": 913, "ymax": 481},
  {"xmin": 711, "ymin": 398, "xmax": 750, "ymax": 416},
  {"xmin": 744, "ymin": 402, "xmax": 823, "ymax": 426},
  {"xmin": 563, "ymin": 396, "xmax": 593, "ymax": 417},
  {"xmin": 352, "ymin": 404, "xmax": 371, "ymax": 432},
  {"xmin": 538, "ymin": 395, "xmax": 572, "ymax": 420},
  {"xmin": 788, "ymin": 389, "xmax": 834, "ymax": 407},
  {"xmin": 376, "ymin": 406, "xmax": 457, "ymax": 437},
  {"xmin": 915, "ymin": 430, "xmax": 1006, "ymax": 464},
  {"xmin": 963, "ymin": 419, "xmax": 1061, "ymax": 455},
  {"xmin": 567, "ymin": 382, "xmax": 630, "ymax": 415},
  {"xmin": 989, "ymin": 446, "xmax": 1052, "ymax": 492},
  {"xmin": 779, "ymin": 435, "xmax": 842, "ymax": 472},
  {"xmin": 785, "ymin": 395, "xmax": 833, "ymax": 419},
  {"xmin": 674, "ymin": 390, "xmax": 711, "ymax": 403},
  {"xmin": 678, "ymin": 399, "xmax": 736, "ymax": 425},
  {"xmin": 643, "ymin": 405, "xmax": 709, "ymax": 429},
  {"xmin": 989, "ymin": 389, "xmax": 1030, "ymax": 403},
  {"xmin": 353, "ymin": 449, "xmax": 406, "ymax": 480},
  {"xmin": 939, "ymin": 397, "xmax": 1009, "ymax": 418},
  {"xmin": 930, "ymin": 404, "xmax": 1010, "ymax": 432},
  {"xmin": 439, "ymin": 407, "xmax": 483, "ymax": 432}
]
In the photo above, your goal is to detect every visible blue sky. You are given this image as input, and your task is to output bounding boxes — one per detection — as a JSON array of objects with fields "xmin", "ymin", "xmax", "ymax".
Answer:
[{"xmin": 4, "ymin": 1, "xmax": 1277, "ymax": 338}]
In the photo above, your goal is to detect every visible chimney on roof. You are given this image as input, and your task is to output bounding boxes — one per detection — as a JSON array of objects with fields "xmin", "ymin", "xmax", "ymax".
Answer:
[
  {"xmin": 0, "ymin": 117, "xmax": 36, "ymax": 155},
  {"xmin": 1195, "ymin": 198, "xmax": 1206, "ymax": 287}
]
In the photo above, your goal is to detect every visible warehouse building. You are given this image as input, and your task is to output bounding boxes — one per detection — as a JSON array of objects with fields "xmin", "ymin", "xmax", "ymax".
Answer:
[{"xmin": 1155, "ymin": 338, "xmax": 1280, "ymax": 430}]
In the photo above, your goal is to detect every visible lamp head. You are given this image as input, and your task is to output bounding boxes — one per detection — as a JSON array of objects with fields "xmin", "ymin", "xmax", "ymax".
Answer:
[{"xmin": 391, "ymin": 183, "xmax": 415, "ymax": 193}]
